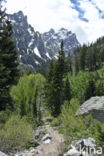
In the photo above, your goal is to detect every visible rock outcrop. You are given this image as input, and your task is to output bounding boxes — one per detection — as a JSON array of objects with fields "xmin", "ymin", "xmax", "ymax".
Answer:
[
  {"xmin": 64, "ymin": 138, "xmax": 96, "ymax": 156},
  {"xmin": 76, "ymin": 96, "xmax": 104, "ymax": 123}
]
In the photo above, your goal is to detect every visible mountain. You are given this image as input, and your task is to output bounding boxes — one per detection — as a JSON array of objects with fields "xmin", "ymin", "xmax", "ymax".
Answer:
[{"xmin": 8, "ymin": 11, "xmax": 80, "ymax": 70}]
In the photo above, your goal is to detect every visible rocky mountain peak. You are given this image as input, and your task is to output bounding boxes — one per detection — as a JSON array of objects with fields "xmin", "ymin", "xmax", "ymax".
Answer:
[
  {"xmin": 8, "ymin": 11, "xmax": 80, "ymax": 69},
  {"xmin": 49, "ymin": 28, "xmax": 55, "ymax": 34}
]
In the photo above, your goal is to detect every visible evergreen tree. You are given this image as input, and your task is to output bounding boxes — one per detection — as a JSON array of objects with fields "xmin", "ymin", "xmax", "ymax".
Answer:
[
  {"xmin": 44, "ymin": 60, "xmax": 54, "ymax": 109},
  {"xmin": 85, "ymin": 47, "xmax": 96, "ymax": 71},
  {"xmin": 64, "ymin": 77, "xmax": 71, "ymax": 101},
  {"xmin": 0, "ymin": 10, "xmax": 19, "ymax": 110},
  {"xmin": 75, "ymin": 54, "xmax": 79, "ymax": 75},
  {"xmin": 65, "ymin": 54, "xmax": 72, "ymax": 74},
  {"xmin": 79, "ymin": 44, "xmax": 87, "ymax": 71},
  {"xmin": 45, "ymin": 41, "xmax": 66, "ymax": 116},
  {"xmin": 85, "ymin": 75, "xmax": 96, "ymax": 100},
  {"xmin": 47, "ymin": 60, "xmax": 54, "ymax": 83}
]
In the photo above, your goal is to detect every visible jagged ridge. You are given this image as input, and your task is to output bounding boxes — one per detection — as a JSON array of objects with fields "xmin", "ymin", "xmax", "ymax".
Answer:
[{"xmin": 8, "ymin": 11, "xmax": 80, "ymax": 69}]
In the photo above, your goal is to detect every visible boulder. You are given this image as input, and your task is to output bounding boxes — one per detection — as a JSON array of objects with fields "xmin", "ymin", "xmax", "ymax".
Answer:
[
  {"xmin": 76, "ymin": 96, "xmax": 104, "ymax": 122},
  {"xmin": 0, "ymin": 151, "xmax": 7, "ymax": 156},
  {"xmin": 74, "ymin": 137, "xmax": 95, "ymax": 151},
  {"xmin": 64, "ymin": 138, "xmax": 96, "ymax": 156},
  {"xmin": 41, "ymin": 134, "xmax": 52, "ymax": 144},
  {"xmin": 64, "ymin": 145, "xmax": 80, "ymax": 156}
]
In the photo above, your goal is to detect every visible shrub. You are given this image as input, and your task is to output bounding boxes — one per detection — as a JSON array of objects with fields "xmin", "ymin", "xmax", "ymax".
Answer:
[
  {"xmin": 10, "ymin": 73, "xmax": 46, "ymax": 119},
  {"xmin": 57, "ymin": 98, "xmax": 104, "ymax": 147},
  {"xmin": 56, "ymin": 99, "xmax": 93, "ymax": 145},
  {"xmin": 89, "ymin": 119, "xmax": 104, "ymax": 146},
  {"xmin": 0, "ymin": 110, "xmax": 11, "ymax": 125},
  {"xmin": 70, "ymin": 72, "xmax": 91, "ymax": 103},
  {"xmin": 0, "ymin": 115, "xmax": 33, "ymax": 152}
]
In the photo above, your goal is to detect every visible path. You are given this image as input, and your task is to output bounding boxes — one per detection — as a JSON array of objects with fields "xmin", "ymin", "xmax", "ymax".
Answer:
[
  {"xmin": 36, "ymin": 124, "xmax": 64, "ymax": 156},
  {"xmin": 15, "ymin": 124, "xmax": 64, "ymax": 156}
]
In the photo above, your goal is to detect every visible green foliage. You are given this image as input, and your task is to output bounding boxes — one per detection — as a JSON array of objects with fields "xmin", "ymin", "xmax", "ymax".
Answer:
[
  {"xmin": 89, "ymin": 119, "xmax": 104, "ymax": 145},
  {"xmin": 52, "ymin": 99, "xmax": 93, "ymax": 144},
  {"xmin": 53, "ymin": 98, "xmax": 104, "ymax": 147},
  {"xmin": 10, "ymin": 74, "xmax": 46, "ymax": 119},
  {"xmin": 0, "ymin": 10, "xmax": 19, "ymax": 110},
  {"xmin": 94, "ymin": 68, "xmax": 104, "ymax": 96},
  {"xmin": 74, "ymin": 37, "xmax": 104, "ymax": 72},
  {"xmin": 45, "ymin": 41, "xmax": 68, "ymax": 117},
  {"xmin": 70, "ymin": 72, "xmax": 90, "ymax": 103},
  {"xmin": 0, "ymin": 110, "xmax": 12, "ymax": 129},
  {"xmin": 63, "ymin": 77, "xmax": 71, "ymax": 101},
  {"xmin": 54, "ymin": 99, "xmax": 104, "ymax": 147},
  {"xmin": 74, "ymin": 53, "xmax": 79, "ymax": 75},
  {"xmin": 0, "ymin": 115, "xmax": 33, "ymax": 152},
  {"xmin": 79, "ymin": 44, "xmax": 87, "ymax": 71}
]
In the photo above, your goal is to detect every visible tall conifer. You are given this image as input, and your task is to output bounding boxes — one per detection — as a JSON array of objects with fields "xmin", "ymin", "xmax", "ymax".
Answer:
[
  {"xmin": 45, "ymin": 41, "xmax": 66, "ymax": 116},
  {"xmin": 0, "ymin": 8, "xmax": 19, "ymax": 110}
]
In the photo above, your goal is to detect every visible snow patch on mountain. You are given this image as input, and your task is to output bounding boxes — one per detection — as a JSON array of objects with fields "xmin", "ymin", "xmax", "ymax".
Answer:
[
  {"xmin": 34, "ymin": 47, "xmax": 41, "ymax": 58},
  {"xmin": 46, "ymin": 53, "xmax": 51, "ymax": 59}
]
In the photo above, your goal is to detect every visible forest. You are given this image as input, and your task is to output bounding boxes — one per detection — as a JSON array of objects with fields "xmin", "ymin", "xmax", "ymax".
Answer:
[{"xmin": 1, "ymin": 5, "xmax": 104, "ymax": 155}]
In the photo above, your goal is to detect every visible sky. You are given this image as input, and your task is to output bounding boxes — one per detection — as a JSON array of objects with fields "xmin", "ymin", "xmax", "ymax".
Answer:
[{"xmin": 4, "ymin": 0, "xmax": 104, "ymax": 44}]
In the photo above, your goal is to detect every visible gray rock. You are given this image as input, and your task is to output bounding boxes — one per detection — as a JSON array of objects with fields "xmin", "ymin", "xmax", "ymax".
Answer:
[
  {"xmin": 35, "ymin": 130, "xmax": 41, "ymax": 138},
  {"xmin": 14, "ymin": 148, "xmax": 42, "ymax": 156},
  {"xmin": 41, "ymin": 134, "xmax": 52, "ymax": 144},
  {"xmin": 64, "ymin": 138, "xmax": 96, "ymax": 156},
  {"xmin": 74, "ymin": 137, "xmax": 95, "ymax": 151},
  {"xmin": 41, "ymin": 134, "xmax": 51, "ymax": 141},
  {"xmin": 0, "ymin": 151, "xmax": 7, "ymax": 156},
  {"xmin": 76, "ymin": 96, "xmax": 104, "ymax": 122},
  {"xmin": 64, "ymin": 146, "xmax": 80, "ymax": 156}
]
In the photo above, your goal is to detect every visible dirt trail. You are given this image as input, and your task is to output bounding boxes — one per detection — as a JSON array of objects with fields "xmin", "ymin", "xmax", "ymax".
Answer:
[
  {"xmin": 36, "ymin": 124, "xmax": 64, "ymax": 156},
  {"xmin": 15, "ymin": 124, "xmax": 64, "ymax": 156}
]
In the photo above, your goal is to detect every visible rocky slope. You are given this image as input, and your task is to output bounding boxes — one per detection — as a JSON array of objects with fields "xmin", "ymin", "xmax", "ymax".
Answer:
[{"xmin": 8, "ymin": 11, "xmax": 80, "ymax": 70}]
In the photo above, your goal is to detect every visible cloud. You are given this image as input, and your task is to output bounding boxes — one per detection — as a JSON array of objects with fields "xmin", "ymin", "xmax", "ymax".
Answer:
[
  {"xmin": 5, "ymin": 0, "xmax": 78, "ymax": 31},
  {"xmin": 70, "ymin": 0, "xmax": 89, "ymax": 22},
  {"xmin": 5, "ymin": 0, "xmax": 104, "ymax": 44}
]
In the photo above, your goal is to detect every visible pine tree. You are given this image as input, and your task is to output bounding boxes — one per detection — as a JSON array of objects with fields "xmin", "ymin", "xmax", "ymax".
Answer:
[
  {"xmin": 64, "ymin": 77, "xmax": 71, "ymax": 101},
  {"xmin": 47, "ymin": 60, "xmax": 54, "ymax": 83},
  {"xmin": 75, "ymin": 54, "xmax": 79, "ymax": 75},
  {"xmin": 45, "ymin": 41, "xmax": 66, "ymax": 116},
  {"xmin": 79, "ymin": 44, "xmax": 87, "ymax": 71},
  {"xmin": 0, "ymin": 10, "xmax": 19, "ymax": 110},
  {"xmin": 65, "ymin": 54, "xmax": 72, "ymax": 74},
  {"xmin": 86, "ymin": 46, "xmax": 97, "ymax": 71},
  {"xmin": 44, "ymin": 60, "xmax": 54, "ymax": 109},
  {"xmin": 85, "ymin": 75, "xmax": 95, "ymax": 100}
]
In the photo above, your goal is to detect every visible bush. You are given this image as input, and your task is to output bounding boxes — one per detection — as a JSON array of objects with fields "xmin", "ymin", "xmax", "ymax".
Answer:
[
  {"xmin": 57, "ymin": 98, "xmax": 104, "ymax": 147},
  {"xmin": 0, "ymin": 110, "xmax": 11, "ymax": 125},
  {"xmin": 54, "ymin": 99, "xmax": 93, "ymax": 146},
  {"xmin": 70, "ymin": 72, "xmax": 91, "ymax": 103},
  {"xmin": 10, "ymin": 74, "xmax": 46, "ymax": 119},
  {"xmin": 89, "ymin": 119, "xmax": 104, "ymax": 146},
  {"xmin": 60, "ymin": 100, "xmax": 91, "ymax": 137},
  {"xmin": 0, "ymin": 115, "xmax": 33, "ymax": 152}
]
